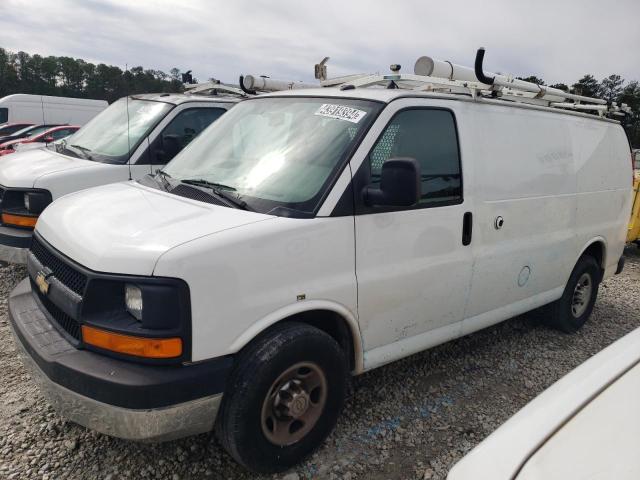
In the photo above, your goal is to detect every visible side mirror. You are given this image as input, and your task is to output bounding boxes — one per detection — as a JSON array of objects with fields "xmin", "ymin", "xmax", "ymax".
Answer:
[
  {"xmin": 156, "ymin": 135, "xmax": 181, "ymax": 163},
  {"xmin": 364, "ymin": 157, "xmax": 421, "ymax": 207},
  {"xmin": 43, "ymin": 136, "xmax": 54, "ymax": 143}
]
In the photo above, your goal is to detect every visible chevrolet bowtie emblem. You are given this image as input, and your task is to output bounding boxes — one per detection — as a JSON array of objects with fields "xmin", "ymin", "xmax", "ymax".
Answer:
[{"xmin": 35, "ymin": 271, "xmax": 50, "ymax": 295}]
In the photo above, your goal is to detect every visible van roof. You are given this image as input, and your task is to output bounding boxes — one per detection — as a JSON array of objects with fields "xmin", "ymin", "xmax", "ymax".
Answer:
[
  {"xmin": 0, "ymin": 94, "xmax": 107, "ymax": 106},
  {"xmin": 259, "ymin": 87, "xmax": 621, "ymax": 124},
  {"xmin": 131, "ymin": 93, "xmax": 241, "ymax": 105}
]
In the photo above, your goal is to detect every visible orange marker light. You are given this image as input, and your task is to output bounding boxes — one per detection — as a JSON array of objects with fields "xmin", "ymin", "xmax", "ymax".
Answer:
[
  {"xmin": 2, "ymin": 213, "xmax": 38, "ymax": 228},
  {"xmin": 81, "ymin": 326, "xmax": 182, "ymax": 359}
]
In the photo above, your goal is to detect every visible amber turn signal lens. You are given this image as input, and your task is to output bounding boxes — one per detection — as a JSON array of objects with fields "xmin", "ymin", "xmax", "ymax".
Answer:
[
  {"xmin": 1, "ymin": 213, "xmax": 38, "ymax": 228},
  {"xmin": 81, "ymin": 325, "xmax": 182, "ymax": 359}
]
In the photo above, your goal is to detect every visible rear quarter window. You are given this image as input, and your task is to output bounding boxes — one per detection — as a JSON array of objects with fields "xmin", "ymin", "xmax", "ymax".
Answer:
[{"xmin": 0, "ymin": 108, "xmax": 8, "ymax": 124}]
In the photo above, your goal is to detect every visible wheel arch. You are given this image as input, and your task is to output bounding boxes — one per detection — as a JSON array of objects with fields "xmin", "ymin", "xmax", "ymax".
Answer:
[
  {"xmin": 228, "ymin": 300, "xmax": 364, "ymax": 374},
  {"xmin": 577, "ymin": 237, "xmax": 607, "ymax": 273}
]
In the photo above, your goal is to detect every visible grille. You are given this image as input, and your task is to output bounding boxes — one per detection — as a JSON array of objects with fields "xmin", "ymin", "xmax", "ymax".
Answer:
[
  {"xmin": 30, "ymin": 236, "xmax": 87, "ymax": 296},
  {"xmin": 170, "ymin": 184, "xmax": 228, "ymax": 207},
  {"xmin": 30, "ymin": 278, "xmax": 81, "ymax": 341}
]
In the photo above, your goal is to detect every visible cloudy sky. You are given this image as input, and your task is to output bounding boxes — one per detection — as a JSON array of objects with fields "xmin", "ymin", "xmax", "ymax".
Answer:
[{"xmin": 1, "ymin": 0, "xmax": 639, "ymax": 86}]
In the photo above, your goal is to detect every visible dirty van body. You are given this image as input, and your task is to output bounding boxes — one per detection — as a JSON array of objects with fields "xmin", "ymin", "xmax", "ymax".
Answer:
[
  {"xmin": 9, "ymin": 86, "xmax": 632, "ymax": 472},
  {"xmin": 0, "ymin": 93, "xmax": 236, "ymax": 263}
]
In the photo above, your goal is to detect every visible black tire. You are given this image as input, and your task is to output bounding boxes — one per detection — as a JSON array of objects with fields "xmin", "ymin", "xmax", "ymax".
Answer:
[
  {"xmin": 215, "ymin": 322, "xmax": 348, "ymax": 473},
  {"xmin": 542, "ymin": 255, "xmax": 601, "ymax": 333}
]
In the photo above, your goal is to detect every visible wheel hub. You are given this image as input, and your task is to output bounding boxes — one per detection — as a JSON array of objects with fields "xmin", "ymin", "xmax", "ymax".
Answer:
[
  {"xmin": 276, "ymin": 379, "xmax": 311, "ymax": 418},
  {"xmin": 261, "ymin": 362, "xmax": 328, "ymax": 446},
  {"xmin": 571, "ymin": 272, "xmax": 592, "ymax": 318}
]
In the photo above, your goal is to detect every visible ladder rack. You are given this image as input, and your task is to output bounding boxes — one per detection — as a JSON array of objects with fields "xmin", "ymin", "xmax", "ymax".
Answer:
[
  {"xmin": 312, "ymin": 49, "xmax": 631, "ymax": 119},
  {"xmin": 184, "ymin": 80, "xmax": 249, "ymax": 97}
]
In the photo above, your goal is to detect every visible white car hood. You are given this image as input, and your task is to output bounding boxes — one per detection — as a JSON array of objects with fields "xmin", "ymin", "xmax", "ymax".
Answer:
[
  {"xmin": 36, "ymin": 182, "xmax": 274, "ymax": 275},
  {"xmin": 0, "ymin": 148, "xmax": 93, "ymax": 188}
]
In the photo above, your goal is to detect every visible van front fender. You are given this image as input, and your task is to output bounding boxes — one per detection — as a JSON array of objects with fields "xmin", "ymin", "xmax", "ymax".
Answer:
[{"xmin": 228, "ymin": 300, "xmax": 364, "ymax": 374}]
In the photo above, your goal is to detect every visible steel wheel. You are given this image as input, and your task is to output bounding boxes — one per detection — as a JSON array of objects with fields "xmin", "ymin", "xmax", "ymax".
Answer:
[
  {"xmin": 260, "ymin": 362, "xmax": 328, "ymax": 446},
  {"xmin": 571, "ymin": 272, "xmax": 592, "ymax": 318}
]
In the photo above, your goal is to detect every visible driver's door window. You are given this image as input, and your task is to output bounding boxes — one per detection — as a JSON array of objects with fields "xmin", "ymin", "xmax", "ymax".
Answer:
[
  {"xmin": 368, "ymin": 108, "xmax": 462, "ymax": 207},
  {"xmin": 153, "ymin": 108, "xmax": 226, "ymax": 165}
]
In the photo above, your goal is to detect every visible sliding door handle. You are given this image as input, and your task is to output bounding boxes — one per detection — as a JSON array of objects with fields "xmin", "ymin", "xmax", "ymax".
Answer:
[{"xmin": 462, "ymin": 211, "xmax": 473, "ymax": 246}]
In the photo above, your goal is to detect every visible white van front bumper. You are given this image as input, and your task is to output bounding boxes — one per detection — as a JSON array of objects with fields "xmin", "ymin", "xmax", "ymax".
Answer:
[{"xmin": 9, "ymin": 278, "xmax": 231, "ymax": 442}]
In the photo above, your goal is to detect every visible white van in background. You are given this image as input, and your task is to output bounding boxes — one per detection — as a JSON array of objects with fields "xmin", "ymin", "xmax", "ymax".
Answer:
[
  {"xmin": 0, "ymin": 94, "xmax": 107, "ymax": 126},
  {"xmin": 8, "ymin": 51, "xmax": 633, "ymax": 473},
  {"xmin": 0, "ymin": 93, "xmax": 238, "ymax": 263}
]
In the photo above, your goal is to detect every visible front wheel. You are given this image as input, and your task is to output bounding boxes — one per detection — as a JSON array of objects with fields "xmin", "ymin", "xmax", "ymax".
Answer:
[
  {"xmin": 216, "ymin": 322, "xmax": 348, "ymax": 473},
  {"xmin": 542, "ymin": 255, "xmax": 601, "ymax": 333}
]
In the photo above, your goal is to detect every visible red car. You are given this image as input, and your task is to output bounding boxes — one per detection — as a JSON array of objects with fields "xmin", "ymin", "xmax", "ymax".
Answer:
[{"xmin": 0, "ymin": 125, "xmax": 80, "ymax": 156}]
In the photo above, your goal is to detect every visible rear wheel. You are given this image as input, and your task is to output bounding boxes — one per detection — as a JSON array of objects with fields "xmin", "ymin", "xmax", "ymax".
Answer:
[
  {"xmin": 216, "ymin": 322, "xmax": 348, "ymax": 473},
  {"xmin": 542, "ymin": 255, "xmax": 601, "ymax": 333}
]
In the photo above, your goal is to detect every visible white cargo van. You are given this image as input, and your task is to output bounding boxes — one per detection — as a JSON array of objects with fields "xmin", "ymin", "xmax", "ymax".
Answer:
[
  {"xmin": 0, "ymin": 93, "xmax": 238, "ymax": 263},
  {"xmin": 0, "ymin": 94, "xmax": 107, "ymax": 126},
  {"xmin": 8, "ymin": 51, "xmax": 633, "ymax": 473}
]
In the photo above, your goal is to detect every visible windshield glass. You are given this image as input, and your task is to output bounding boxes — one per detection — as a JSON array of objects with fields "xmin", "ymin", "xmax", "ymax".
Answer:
[
  {"xmin": 61, "ymin": 98, "xmax": 172, "ymax": 163},
  {"xmin": 164, "ymin": 97, "xmax": 381, "ymax": 214}
]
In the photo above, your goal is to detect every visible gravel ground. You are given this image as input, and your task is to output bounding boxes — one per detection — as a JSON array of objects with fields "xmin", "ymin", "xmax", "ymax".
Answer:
[{"xmin": 1, "ymin": 246, "xmax": 639, "ymax": 480}]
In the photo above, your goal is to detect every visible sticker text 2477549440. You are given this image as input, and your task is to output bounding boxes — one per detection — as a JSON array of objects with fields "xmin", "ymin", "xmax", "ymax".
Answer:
[{"xmin": 314, "ymin": 104, "xmax": 367, "ymax": 124}]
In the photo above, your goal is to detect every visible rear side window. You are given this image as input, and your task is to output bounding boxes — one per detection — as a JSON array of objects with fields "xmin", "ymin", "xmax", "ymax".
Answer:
[
  {"xmin": 369, "ymin": 109, "xmax": 461, "ymax": 206},
  {"xmin": 0, "ymin": 108, "xmax": 8, "ymax": 124}
]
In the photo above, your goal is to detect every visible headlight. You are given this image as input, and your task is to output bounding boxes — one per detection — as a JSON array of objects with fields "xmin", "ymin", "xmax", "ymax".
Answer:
[
  {"xmin": 23, "ymin": 191, "xmax": 51, "ymax": 214},
  {"xmin": 125, "ymin": 283, "xmax": 143, "ymax": 320},
  {"xmin": 80, "ymin": 275, "xmax": 190, "ymax": 362}
]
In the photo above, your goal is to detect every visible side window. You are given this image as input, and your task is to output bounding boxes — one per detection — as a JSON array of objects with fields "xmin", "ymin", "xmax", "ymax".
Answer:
[
  {"xmin": 0, "ymin": 108, "xmax": 8, "ymax": 124},
  {"xmin": 369, "ymin": 109, "xmax": 462, "ymax": 206},
  {"xmin": 155, "ymin": 108, "xmax": 225, "ymax": 164}
]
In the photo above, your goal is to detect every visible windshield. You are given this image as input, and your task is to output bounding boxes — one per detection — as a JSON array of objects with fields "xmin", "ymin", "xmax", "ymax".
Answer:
[
  {"xmin": 163, "ymin": 97, "xmax": 381, "ymax": 214},
  {"xmin": 61, "ymin": 98, "xmax": 173, "ymax": 163}
]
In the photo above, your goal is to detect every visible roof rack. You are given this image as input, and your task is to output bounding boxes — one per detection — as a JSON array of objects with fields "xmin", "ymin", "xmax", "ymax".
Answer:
[
  {"xmin": 238, "ymin": 75, "xmax": 317, "ymax": 94},
  {"xmin": 314, "ymin": 49, "xmax": 631, "ymax": 118},
  {"xmin": 186, "ymin": 75, "xmax": 317, "ymax": 98},
  {"xmin": 184, "ymin": 80, "xmax": 250, "ymax": 97}
]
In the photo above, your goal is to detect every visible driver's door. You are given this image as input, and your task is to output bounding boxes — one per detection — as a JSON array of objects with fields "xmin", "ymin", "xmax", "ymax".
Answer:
[{"xmin": 352, "ymin": 100, "xmax": 474, "ymax": 363}]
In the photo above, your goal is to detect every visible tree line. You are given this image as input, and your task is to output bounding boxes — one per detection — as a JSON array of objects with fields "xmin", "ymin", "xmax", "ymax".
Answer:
[
  {"xmin": 0, "ymin": 47, "xmax": 638, "ymax": 146},
  {"xmin": 0, "ymin": 47, "xmax": 186, "ymax": 103}
]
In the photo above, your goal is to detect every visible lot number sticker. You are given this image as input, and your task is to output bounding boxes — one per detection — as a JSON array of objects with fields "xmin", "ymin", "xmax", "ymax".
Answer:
[{"xmin": 315, "ymin": 104, "xmax": 367, "ymax": 123}]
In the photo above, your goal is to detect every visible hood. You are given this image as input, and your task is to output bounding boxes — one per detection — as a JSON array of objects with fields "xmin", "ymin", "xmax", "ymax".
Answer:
[
  {"xmin": 36, "ymin": 182, "xmax": 273, "ymax": 275},
  {"xmin": 0, "ymin": 148, "xmax": 94, "ymax": 188}
]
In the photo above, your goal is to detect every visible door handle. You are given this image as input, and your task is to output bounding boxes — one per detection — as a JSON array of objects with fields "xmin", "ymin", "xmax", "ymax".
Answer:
[{"xmin": 462, "ymin": 212, "xmax": 473, "ymax": 246}]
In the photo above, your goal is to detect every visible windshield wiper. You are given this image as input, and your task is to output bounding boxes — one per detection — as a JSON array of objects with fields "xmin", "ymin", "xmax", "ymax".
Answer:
[
  {"xmin": 181, "ymin": 179, "xmax": 249, "ymax": 210},
  {"xmin": 67, "ymin": 144, "xmax": 94, "ymax": 160},
  {"xmin": 156, "ymin": 169, "xmax": 172, "ymax": 190}
]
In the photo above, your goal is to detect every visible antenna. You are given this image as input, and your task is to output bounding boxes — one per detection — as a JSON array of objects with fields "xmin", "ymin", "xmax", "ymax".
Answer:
[{"xmin": 125, "ymin": 63, "xmax": 132, "ymax": 181}]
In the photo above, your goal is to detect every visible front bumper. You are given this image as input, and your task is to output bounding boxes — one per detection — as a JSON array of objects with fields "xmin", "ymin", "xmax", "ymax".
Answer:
[
  {"xmin": 0, "ymin": 225, "xmax": 32, "ymax": 263},
  {"xmin": 9, "ymin": 278, "xmax": 232, "ymax": 442}
]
